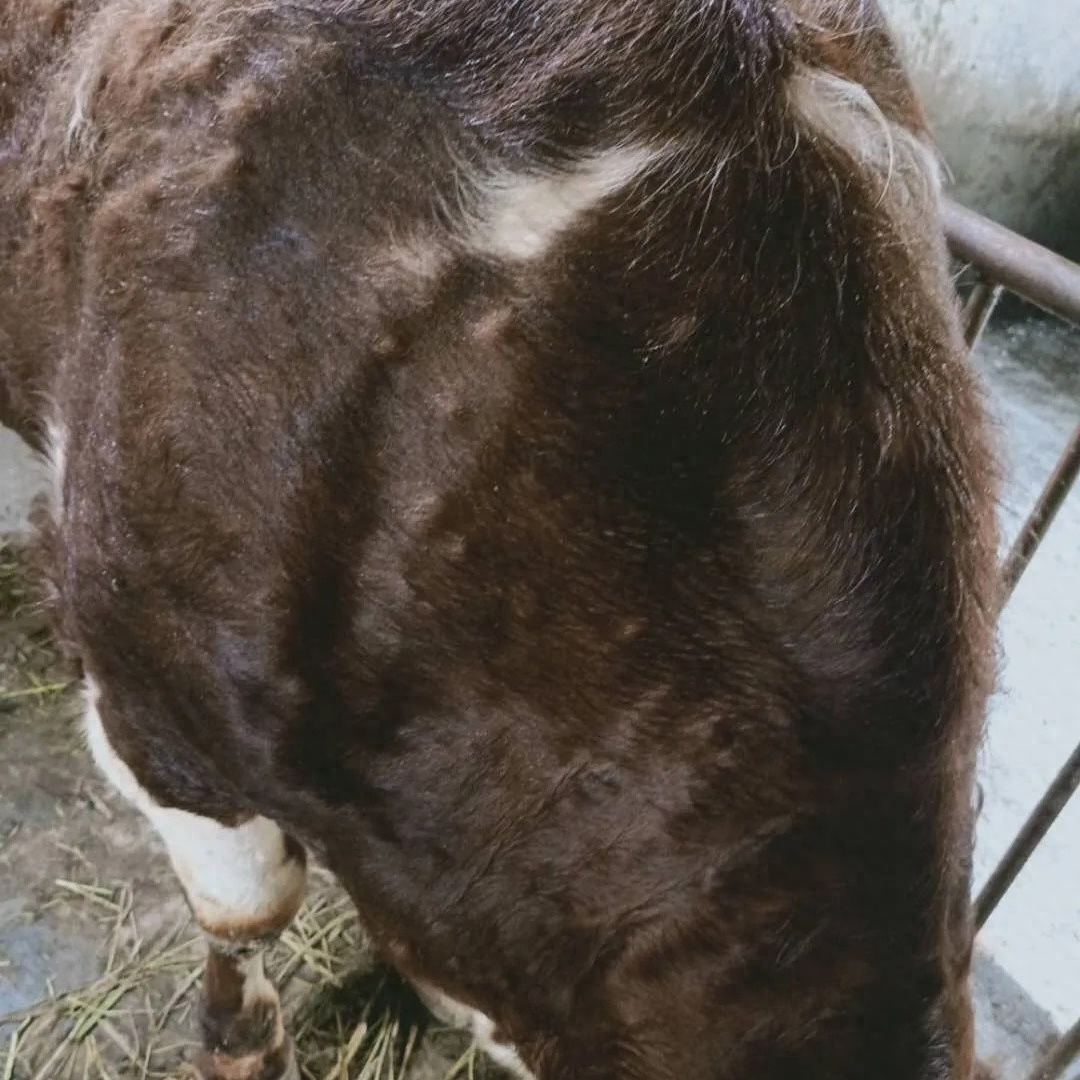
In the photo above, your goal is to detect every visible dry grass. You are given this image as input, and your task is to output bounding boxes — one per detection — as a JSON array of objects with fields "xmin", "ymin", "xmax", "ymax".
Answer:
[
  {"xmin": 1, "ymin": 870, "xmax": 500, "ymax": 1080},
  {"xmin": 0, "ymin": 542, "xmax": 33, "ymax": 620},
  {"xmin": 0, "ymin": 540, "xmax": 72, "ymax": 708},
  {"xmin": 0, "ymin": 541, "xmax": 502, "ymax": 1080}
]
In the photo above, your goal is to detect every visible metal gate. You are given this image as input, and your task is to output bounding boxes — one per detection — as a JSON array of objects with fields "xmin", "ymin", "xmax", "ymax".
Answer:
[{"xmin": 944, "ymin": 200, "xmax": 1080, "ymax": 1080}]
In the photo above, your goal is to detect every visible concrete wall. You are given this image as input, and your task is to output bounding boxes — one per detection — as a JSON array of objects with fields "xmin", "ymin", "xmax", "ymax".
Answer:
[{"xmin": 880, "ymin": 0, "xmax": 1080, "ymax": 259}]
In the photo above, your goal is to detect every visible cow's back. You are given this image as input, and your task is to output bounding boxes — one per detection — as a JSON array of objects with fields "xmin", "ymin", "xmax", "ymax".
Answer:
[{"xmin": 3, "ymin": 2, "xmax": 998, "ymax": 1077}]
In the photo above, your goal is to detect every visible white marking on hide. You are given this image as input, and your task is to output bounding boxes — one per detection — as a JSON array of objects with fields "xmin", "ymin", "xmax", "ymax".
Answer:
[
  {"xmin": 236, "ymin": 951, "xmax": 280, "ymax": 1013},
  {"xmin": 414, "ymin": 981, "xmax": 535, "ymax": 1079},
  {"xmin": 66, "ymin": 73, "xmax": 93, "ymax": 152},
  {"xmin": 387, "ymin": 237, "xmax": 446, "ymax": 280},
  {"xmin": 84, "ymin": 678, "xmax": 307, "ymax": 935},
  {"xmin": 470, "ymin": 147, "xmax": 660, "ymax": 261},
  {"xmin": 44, "ymin": 417, "xmax": 69, "ymax": 523},
  {"xmin": 787, "ymin": 65, "xmax": 941, "ymax": 206}
]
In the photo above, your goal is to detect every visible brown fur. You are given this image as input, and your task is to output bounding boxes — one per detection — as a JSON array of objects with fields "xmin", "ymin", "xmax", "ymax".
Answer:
[{"xmin": 1, "ymin": 1, "xmax": 1000, "ymax": 1077}]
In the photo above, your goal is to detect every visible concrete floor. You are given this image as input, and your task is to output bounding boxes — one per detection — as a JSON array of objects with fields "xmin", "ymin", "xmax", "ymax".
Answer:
[
  {"xmin": 0, "ymin": 313, "xmax": 1076, "ymax": 1075},
  {"xmin": 0, "ymin": 429, "xmax": 44, "ymax": 537},
  {"xmin": 975, "ymin": 317, "xmax": 1080, "ymax": 1040},
  {"xmin": 969, "ymin": 315, "xmax": 1080, "ymax": 1075}
]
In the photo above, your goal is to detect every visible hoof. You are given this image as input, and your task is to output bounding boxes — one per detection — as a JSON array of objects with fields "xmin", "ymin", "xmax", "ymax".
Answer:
[
  {"xmin": 197, "ymin": 946, "xmax": 296, "ymax": 1080},
  {"xmin": 195, "ymin": 1036, "xmax": 298, "ymax": 1080}
]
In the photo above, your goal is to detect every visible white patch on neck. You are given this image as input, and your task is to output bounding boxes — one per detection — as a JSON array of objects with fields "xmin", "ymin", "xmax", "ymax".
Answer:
[
  {"xmin": 787, "ymin": 65, "xmax": 941, "ymax": 207},
  {"xmin": 469, "ymin": 146, "xmax": 660, "ymax": 261}
]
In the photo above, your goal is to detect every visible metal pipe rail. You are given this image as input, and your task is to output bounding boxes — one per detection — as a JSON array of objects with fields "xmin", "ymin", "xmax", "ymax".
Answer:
[
  {"xmin": 943, "ymin": 199, "xmax": 1080, "ymax": 1080},
  {"xmin": 945, "ymin": 199, "xmax": 1080, "ymax": 328}
]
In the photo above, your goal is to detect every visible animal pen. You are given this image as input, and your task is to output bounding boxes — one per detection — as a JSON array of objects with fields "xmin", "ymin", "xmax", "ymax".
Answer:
[{"xmin": 945, "ymin": 200, "xmax": 1080, "ymax": 1080}]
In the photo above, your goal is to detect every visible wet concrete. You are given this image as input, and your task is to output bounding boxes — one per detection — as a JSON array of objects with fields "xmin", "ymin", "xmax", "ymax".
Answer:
[
  {"xmin": 881, "ymin": 0, "xmax": 1080, "ymax": 260},
  {"xmin": 974, "ymin": 316, "xmax": 1080, "ymax": 1038}
]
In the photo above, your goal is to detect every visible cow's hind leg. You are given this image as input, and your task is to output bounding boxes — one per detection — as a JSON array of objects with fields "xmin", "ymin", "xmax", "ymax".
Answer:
[{"xmin": 84, "ymin": 683, "xmax": 306, "ymax": 1080}]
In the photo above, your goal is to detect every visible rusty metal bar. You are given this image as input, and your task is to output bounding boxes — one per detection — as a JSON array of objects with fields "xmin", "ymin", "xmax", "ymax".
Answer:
[
  {"xmin": 943, "ymin": 198, "xmax": 1080, "ymax": 327},
  {"xmin": 942, "ymin": 205, "xmax": 1080, "ymax": 1078},
  {"xmin": 975, "ymin": 739, "xmax": 1080, "ymax": 929},
  {"xmin": 945, "ymin": 207, "xmax": 1080, "ymax": 603},
  {"xmin": 962, "ymin": 278, "xmax": 1005, "ymax": 349},
  {"xmin": 1023, "ymin": 1016, "xmax": 1080, "ymax": 1080},
  {"xmin": 1001, "ymin": 423, "xmax": 1080, "ymax": 598}
]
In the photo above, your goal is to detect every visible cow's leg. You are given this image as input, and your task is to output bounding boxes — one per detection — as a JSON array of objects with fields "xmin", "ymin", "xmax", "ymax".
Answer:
[{"xmin": 83, "ymin": 682, "xmax": 307, "ymax": 1080}]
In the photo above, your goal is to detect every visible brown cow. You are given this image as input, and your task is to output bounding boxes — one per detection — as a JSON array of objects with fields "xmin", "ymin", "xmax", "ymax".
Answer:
[{"xmin": 0, "ymin": 0, "xmax": 1000, "ymax": 1077}]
